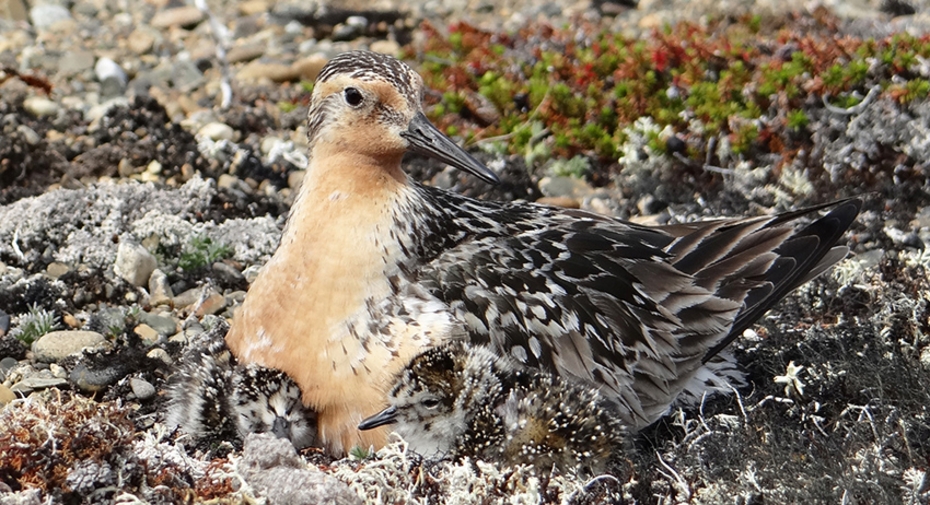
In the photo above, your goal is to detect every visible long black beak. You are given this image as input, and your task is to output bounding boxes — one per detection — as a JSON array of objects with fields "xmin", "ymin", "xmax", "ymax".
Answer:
[
  {"xmin": 358, "ymin": 406, "xmax": 398, "ymax": 431},
  {"xmin": 401, "ymin": 112, "xmax": 500, "ymax": 185}
]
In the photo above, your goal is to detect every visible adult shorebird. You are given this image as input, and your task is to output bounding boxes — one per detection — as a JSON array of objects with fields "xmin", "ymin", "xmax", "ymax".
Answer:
[
  {"xmin": 224, "ymin": 50, "xmax": 861, "ymax": 455},
  {"xmin": 358, "ymin": 342, "xmax": 627, "ymax": 475},
  {"xmin": 166, "ymin": 321, "xmax": 317, "ymax": 450}
]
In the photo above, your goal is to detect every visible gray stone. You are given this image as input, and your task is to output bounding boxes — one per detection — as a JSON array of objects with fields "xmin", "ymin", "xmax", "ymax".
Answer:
[
  {"xmin": 58, "ymin": 50, "xmax": 95, "ymax": 75},
  {"xmin": 139, "ymin": 312, "xmax": 177, "ymax": 336},
  {"xmin": 239, "ymin": 433, "xmax": 362, "ymax": 505},
  {"xmin": 31, "ymin": 330, "xmax": 109, "ymax": 363},
  {"xmin": 28, "ymin": 3, "xmax": 70, "ymax": 29},
  {"xmin": 171, "ymin": 60, "xmax": 204, "ymax": 91},
  {"xmin": 172, "ymin": 287, "xmax": 202, "ymax": 308},
  {"xmin": 212, "ymin": 261, "xmax": 245, "ymax": 285},
  {"xmin": 114, "ymin": 241, "xmax": 157, "ymax": 287},
  {"xmin": 10, "ymin": 375, "xmax": 69, "ymax": 392},
  {"xmin": 16, "ymin": 125, "xmax": 40, "ymax": 145},
  {"xmin": 0, "ymin": 357, "xmax": 17, "ymax": 376},
  {"xmin": 129, "ymin": 377, "xmax": 156, "ymax": 400}
]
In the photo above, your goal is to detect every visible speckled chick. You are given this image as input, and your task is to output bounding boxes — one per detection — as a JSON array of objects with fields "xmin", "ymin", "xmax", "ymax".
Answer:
[
  {"xmin": 359, "ymin": 342, "xmax": 626, "ymax": 475},
  {"xmin": 165, "ymin": 320, "xmax": 317, "ymax": 449}
]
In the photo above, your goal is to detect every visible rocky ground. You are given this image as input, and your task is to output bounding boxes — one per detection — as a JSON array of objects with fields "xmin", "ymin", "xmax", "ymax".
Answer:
[{"xmin": 1, "ymin": 0, "xmax": 930, "ymax": 503}]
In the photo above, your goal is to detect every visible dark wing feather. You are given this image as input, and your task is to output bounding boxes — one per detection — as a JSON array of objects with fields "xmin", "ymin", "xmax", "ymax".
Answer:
[
  {"xmin": 415, "ymin": 194, "xmax": 860, "ymax": 427},
  {"xmin": 699, "ymin": 199, "xmax": 861, "ymax": 361}
]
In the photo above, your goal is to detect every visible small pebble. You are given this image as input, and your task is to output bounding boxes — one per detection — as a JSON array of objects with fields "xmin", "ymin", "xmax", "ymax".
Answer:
[
  {"xmin": 23, "ymin": 96, "xmax": 60, "ymax": 117},
  {"xmin": 212, "ymin": 261, "xmax": 246, "ymax": 286},
  {"xmin": 62, "ymin": 313, "xmax": 81, "ymax": 329},
  {"xmin": 287, "ymin": 170, "xmax": 306, "ymax": 190},
  {"xmin": 16, "ymin": 124, "xmax": 41, "ymax": 145},
  {"xmin": 95, "ymin": 57, "xmax": 128, "ymax": 96},
  {"xmin": 0, "ymin": 357, "xmax": 18, "ymax": 380},
  {"xmin": 194, "ymin": 292, "xmax": 227, "ymax": 317},
  {"xmin": 198, "ymin": 122, "xmax": 235, "ymax": 141},
  {"xmin": 139, "ymin": 312, "xmax": 178, "ymax": 336},
  {"xmin": 150, "ymin": 5, "xmax": 204, "ymax": 29},
  {"xmin": 45, "ymin": 262, "xmax": 71, "ymax": 279},
  {"xmin": 148, "ymin": 269, "xmax": 174, "ymax": 306},
  {"xmin": 49, "ymin": 363, "xmax": 66, "ymax": 379},
  {"xmin": 29, "ymin": 3, "xmax": 71, "ymax": 29},
  {"xmin": 146, "ymin": 348, "xmax": 173, "ymax": 365},
  {"xmin": 172, "ymin": 287, "xmax": 202, "ymax": 308},
  {"xmin": 0, "ymin": 385, "xmax": 15, "ymax": 406},
  {"xmin": 129, "ymin": 377, "xmax": 156, "ymax": 401},
  {"xmin": 133, "ymin": 324, "xmax": 159, "ymax": 344}
]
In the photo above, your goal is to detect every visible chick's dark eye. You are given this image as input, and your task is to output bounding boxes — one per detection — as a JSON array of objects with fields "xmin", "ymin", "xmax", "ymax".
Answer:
[
  {"xmin": 422, "ymin": 398, "xmax": 441, "ymax": 409},
  {"xmin": 344, "ymin": 87, "xmax": 363, "ymax": 106}
]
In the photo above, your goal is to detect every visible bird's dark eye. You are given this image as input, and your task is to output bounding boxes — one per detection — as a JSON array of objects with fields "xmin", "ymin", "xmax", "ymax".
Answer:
[
  {"xmin": 422, "ymin": 397, "xmax": 441, "ymax": 410},
  {"xmin": 344, "ymin": 87, "xmax": 363, "ymax": 107}
]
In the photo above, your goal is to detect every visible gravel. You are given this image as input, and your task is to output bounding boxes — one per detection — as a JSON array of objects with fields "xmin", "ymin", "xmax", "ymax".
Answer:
[{"xmin": 1, "ymin": 0, "xmax": 929, "ymax": 503}]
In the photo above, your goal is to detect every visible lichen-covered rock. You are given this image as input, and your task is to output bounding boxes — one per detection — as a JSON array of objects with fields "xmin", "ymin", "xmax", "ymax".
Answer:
[{"xmin": 239, "ymin": 433, "xmax": 362, "ymax": 505}]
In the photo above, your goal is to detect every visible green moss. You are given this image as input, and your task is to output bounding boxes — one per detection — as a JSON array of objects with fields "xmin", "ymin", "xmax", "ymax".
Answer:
[
  {"xmin": 178, "ymin": 236, "xmax": 233, "ymax": 272},
  {"xmin": 410, "ymin": 17, "xmax": 930, "ymax": 169},
  {"xmin": 786, "ymin": 109, "xmax": 809, "ymax": 131}
]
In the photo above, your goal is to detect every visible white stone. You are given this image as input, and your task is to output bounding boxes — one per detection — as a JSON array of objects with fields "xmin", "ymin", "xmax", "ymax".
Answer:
[
  {"xmin": 29, "ymin": 3, "xmax": 71, "ymax": 29},
  {"xmin": 23, "ymin": 96, "xmax": 60, "ymax": 117},
  {"xmin": 94, "ymin": 57, "xmax": 128, "ymax": 85},
  {"xmin": 114, "ymin": 241, "xmax": 157, "ymax": 287},
  {"xmin": 198, "ymin": 122, "xmax": 235, "ymax": 141}
]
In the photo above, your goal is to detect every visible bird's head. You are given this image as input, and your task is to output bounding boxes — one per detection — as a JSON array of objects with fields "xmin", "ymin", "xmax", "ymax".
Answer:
[{"xmin": 306, "ymin": 51, "xmax": 499, "ymax": 184}]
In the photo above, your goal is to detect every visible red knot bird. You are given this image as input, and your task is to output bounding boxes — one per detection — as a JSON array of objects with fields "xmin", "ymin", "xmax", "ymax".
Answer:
[
  {"xmin": 166, "ymin": 320, "xmax": 317, "ymax": 450},
  {"xmin": 224, "ymin": 50, "xmax": 861, "ymax": 456},
  {"xmin": 358, "ymin": 342, "xmax": 627, "ymax": 475}
]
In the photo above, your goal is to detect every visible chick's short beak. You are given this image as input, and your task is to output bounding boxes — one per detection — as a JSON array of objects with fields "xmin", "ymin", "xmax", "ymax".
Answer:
[{"xmin": 358, "ymin": 406, "xmax": 398, "ymax": 431}]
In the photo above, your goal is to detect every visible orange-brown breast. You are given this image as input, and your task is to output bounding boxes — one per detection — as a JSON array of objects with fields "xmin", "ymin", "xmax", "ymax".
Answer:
[{"xmin": 225, "ymin": 146, "xmax": 437, "ymax": 455}]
